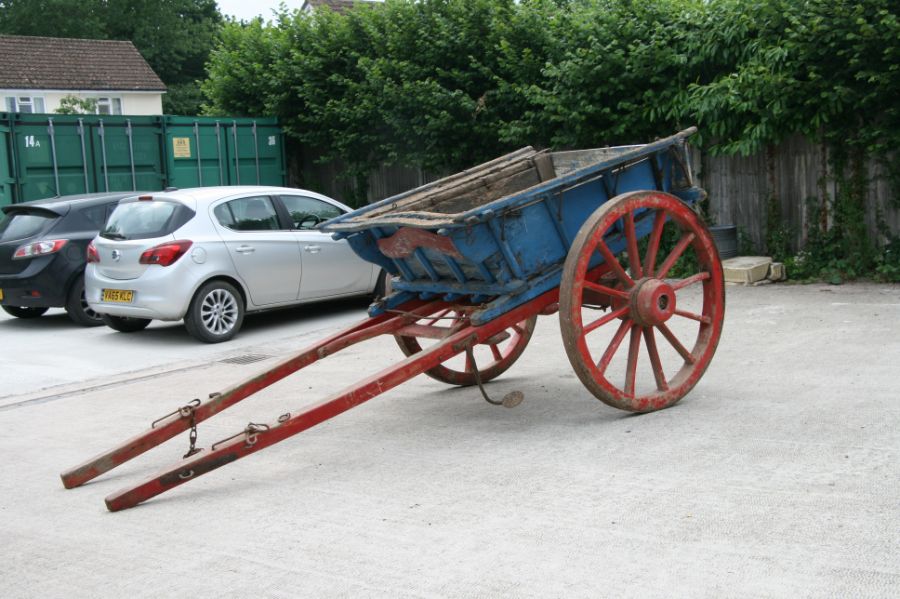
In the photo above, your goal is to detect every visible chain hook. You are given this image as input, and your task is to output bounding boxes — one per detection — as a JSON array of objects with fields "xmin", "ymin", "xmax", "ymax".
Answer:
[
  {"xmin": 464, "ymin": 343, "xmax": 524, "ymax": 409},
  {"xmin": 182, "ymin": 400, "xmax": 203, "ymax": 459}
]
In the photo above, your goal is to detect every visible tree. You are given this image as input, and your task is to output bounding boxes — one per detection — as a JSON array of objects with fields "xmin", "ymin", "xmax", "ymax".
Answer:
[
  {"xmin": 0, "ymin": 0, "xmax": 106, "ymax": 39},
  {"xmin": 55, "ymin": 95, "xmax": 99, "ymax": 114}
]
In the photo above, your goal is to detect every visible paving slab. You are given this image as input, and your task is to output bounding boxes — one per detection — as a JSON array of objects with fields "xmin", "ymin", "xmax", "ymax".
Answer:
[{"xmin": 1, "ymin": 283, "xmax": 899, "ymax": 598}]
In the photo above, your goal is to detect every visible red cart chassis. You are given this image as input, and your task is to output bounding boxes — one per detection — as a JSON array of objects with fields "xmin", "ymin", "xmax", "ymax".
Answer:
[{"xmin": 62, "ymin": 289, "xmax": 562, "ymax": 511}]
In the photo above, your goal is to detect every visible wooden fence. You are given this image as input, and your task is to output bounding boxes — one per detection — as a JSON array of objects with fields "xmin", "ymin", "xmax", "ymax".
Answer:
[
  {"xmin": 698, "ymin": 135, "xmax": 899, "ymax": 252},
  {"xmin": 292, "ymin": 135, "xmax": 899, "ymax": 254}
]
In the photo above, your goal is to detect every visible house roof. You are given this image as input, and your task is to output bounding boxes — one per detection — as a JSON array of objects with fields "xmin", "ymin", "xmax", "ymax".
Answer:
[
  {"xmin": 0, "ymin": 35, "xmax": 166, "ymax": 92},
  {"xmin": 301, "ymin": 0, "xmax": 372, "ymax": 14}
]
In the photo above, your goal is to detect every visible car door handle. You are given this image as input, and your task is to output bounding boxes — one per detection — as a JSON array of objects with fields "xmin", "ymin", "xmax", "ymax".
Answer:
[
  {"xmin": 235, "ymin": 245, "xmax": 255, "ymax": 254},
  {"xmin": 304, "ymin": 245, "xmax": 321, "ymax": 254}
]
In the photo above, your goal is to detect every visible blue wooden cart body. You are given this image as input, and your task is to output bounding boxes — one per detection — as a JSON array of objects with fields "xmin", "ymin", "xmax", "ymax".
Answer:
[{"xmin": 322, "ymin": 128, "xmax": 702, "ymax": 325}]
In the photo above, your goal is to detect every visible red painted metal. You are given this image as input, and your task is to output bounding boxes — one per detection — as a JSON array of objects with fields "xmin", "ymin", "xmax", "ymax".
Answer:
[
  {"xmin": 559, "ymin": 190, "xmax": 725, "ymax": 413},
  {"xmin": 103, "ymin": 288, "xmax": 560, "ymax": 511},
  {"xmin": 59, "ymin": 299, "xmax": 440, "ymax": 489}
]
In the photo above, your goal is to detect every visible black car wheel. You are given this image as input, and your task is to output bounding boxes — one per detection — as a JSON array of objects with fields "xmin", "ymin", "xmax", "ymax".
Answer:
[
  {"xmin": 65, "ymin": 274, "xmax": 104, "ymax": 326},
  {"xmin": 2, "ymin": 305, "xmax": 49, "ymax": 319},
  {"xmin": 101, "ymin": 314, "xmax": 152, "ymax": 333},
  {"xmin": 184, "ymin": 280, "xmax": 244, "ymax": 343}
]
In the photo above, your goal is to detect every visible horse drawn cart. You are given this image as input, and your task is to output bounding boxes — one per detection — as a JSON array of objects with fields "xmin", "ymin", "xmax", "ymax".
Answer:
[{"xmin": 61, "ymin": 127, "xmax": 724, "ymax": 511}]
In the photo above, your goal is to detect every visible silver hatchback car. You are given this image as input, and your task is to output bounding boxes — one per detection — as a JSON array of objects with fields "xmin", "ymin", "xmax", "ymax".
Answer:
[{"xmin": 86, "ymin": 186, "xmax": 384, "ymax": 343}]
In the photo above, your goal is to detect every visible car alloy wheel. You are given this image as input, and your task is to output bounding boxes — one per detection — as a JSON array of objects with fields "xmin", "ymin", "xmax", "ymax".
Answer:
[{"xmin": 185, "ymin": 281, "xmax": 244, "ymax": 343}]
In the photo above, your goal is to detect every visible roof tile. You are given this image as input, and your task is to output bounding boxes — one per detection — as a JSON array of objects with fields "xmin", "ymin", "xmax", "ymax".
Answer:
[{"xmin": 0, "ymin": 35, "xmax": 166, "ymax": 91}]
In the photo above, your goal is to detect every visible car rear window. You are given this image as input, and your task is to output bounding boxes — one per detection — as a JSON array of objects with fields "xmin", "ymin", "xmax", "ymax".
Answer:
[
  {"xmin": 0, "ymin": 209, "xmax": 58, "ymax": 242},
  {"xmin": 102, "ymin": 200, "xmax": 194, "ymax": 240}
]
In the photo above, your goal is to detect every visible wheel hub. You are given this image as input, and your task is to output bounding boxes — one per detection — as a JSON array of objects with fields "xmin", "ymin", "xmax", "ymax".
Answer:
[{"xmin": 630, "ymin": 278, "xmax": 676, "ymax": 326}]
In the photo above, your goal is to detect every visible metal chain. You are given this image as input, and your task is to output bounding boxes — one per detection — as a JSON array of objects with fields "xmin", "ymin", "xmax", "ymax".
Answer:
[{"xmin": 183, "ymin": 409, "xmax": 201, "ymax": 459}]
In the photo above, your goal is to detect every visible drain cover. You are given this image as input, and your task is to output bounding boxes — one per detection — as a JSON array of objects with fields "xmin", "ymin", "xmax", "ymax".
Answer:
[{"xmin": 220, "ymin": 354, "xmax": 271, "ymax": 365}]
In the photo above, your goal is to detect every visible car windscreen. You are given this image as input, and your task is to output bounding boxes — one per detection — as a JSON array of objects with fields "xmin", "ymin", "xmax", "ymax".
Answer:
[
  {"xmin": 101, "ymin": 200, "xmax": 195, "ymax": 241},
  {"xmin": 0, "ymin": 209, "xmax": 58, "ymax": 242}
]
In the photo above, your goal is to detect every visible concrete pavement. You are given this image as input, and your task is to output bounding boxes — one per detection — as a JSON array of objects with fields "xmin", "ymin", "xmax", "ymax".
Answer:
[{"xmin": 1, "ymin": 283, "xmax": 899, "ymax": 598}]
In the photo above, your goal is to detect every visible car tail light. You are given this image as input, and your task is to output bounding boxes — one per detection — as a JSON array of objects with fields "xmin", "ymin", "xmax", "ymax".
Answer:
[
  {"xmin": 86, "ymin": 241, "xmax": 100, "ymax": 263},
  {"xmin": 139, "ymin": 240, "xmax": 193, "ymax": 266},
  {"xmin": 13, "ymin": 239, "xmax": 68, "ymax": 259}
]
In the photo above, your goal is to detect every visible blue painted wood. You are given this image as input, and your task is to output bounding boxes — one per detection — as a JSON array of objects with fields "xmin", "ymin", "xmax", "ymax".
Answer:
[{"xmin": 321, "ymin": 128, "xmax": 702, "ymax": 322}]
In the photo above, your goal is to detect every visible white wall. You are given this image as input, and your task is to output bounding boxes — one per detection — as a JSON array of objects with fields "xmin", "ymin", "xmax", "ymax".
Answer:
[
  {"xmin": 1, "ymin": 89, "xmax": 164, "ymax": 115},
  {"xmin": 121, "ymin": 93, "xmax": 163, "ymax": 115}
]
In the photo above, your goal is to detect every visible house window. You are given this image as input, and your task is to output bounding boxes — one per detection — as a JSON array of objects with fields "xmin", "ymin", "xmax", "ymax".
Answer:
[
  {"xmin": 95, "ymin": 97, "xmax": 122, "ymax": 115},
  {"xmin": 4, "ymin": 96, "xmax": 45, "ymax": 113}
]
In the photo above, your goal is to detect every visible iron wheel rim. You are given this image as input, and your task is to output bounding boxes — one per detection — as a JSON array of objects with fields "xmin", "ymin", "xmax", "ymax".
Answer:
[{"xmin": 199, "ymin": 288, "xmax": 240, "ymax": 336}]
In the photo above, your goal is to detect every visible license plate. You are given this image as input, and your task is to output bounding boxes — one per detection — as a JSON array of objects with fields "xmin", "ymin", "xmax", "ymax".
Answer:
[
  {"xmin": 102, "ymin": 289, "xmax": 134, "ymax": 303},
  {"xmin": 0, "ymin": 288, "xmax": 3, "ymax": 301}
]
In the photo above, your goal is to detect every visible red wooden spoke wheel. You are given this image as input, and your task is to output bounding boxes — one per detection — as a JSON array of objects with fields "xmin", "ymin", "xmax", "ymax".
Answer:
[
  {"xmin": 559, "ymin": 190, "xmax": 725, "ymax": 412},
  {"xmin": 395, "ymin": 308, "xmax": 537, "ymax": 386}
]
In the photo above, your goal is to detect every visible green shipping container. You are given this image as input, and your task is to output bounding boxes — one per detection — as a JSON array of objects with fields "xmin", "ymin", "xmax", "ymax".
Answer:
[
  {"xmin": 163, "ymin": 116, "xmax": 284, "ymax": 189},
  {"xmin": 0, "ymin": 113, "xmax": 286, "ymax": 207}
]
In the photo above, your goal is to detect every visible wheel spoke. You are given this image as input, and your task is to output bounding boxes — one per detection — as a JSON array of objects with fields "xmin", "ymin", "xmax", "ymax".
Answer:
[
  {"xmin": 643, "ymin": 326, "xmax": 669, "ymax": 391},
  {"xmin": 584, "ymin": 280, "xmax": 630, "ymax": 299},
  {"xmin": 657, "ymin": 322, "xmax": 695, "ymax": 364},
  {"xmin": 584, "ymin": 305, "xmax": 629, "ymax": 336},
  {"xmin": 597, "ymin": 318, "xmax": 631, "ymax": 373},
  {"xmin": 624, "ymin": 325, "xmax": 642, "ymax": 397},
  {"xmin": 656, "ymin": 232, "xmax": 696, "ymax": 279},
  {"xmin": 672, "ymin": 271, "xmax": 710, "ymax": 290},
  {"xmin": 642, "ymin": 210, "xmax": 667, "ymax": 276},
  {"xmin": 512, "ymin": 323, "xmax": 525, "ymax": 336},
  {"xmin": 675, "ymin": 309, "xmax": 711, "ymax": 324},
  {"xmin": 594, "ymin": 239, "xmax": 635, "ymax": 288},
  {"xmin": 490, "ymin": 344, "xmax": 502, "ymax": 361},
  {"xmin": 624, "ymin": 213, "xmax": 642, "ymax": 279}
]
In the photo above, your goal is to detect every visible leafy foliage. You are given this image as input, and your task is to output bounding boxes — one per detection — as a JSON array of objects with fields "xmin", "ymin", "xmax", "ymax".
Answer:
[
  {"xmin": 204, "ymin": 0, "xmax": 900, "ymax": 280},
  {"xmin": 55, "ymin": 95, "xmax": 99, "ymax": 114}
]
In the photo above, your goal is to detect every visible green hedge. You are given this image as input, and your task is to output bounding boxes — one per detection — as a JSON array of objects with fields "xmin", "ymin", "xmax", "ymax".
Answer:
[{"xmin": 203, "ymin": 0, "xmax": 900, "ymax": 280}]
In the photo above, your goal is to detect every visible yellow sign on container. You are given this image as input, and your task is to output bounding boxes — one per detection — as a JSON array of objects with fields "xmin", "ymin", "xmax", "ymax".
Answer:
[{"xmin": 172, "ymin": 137, "xmax": 192, "ymax": 159}]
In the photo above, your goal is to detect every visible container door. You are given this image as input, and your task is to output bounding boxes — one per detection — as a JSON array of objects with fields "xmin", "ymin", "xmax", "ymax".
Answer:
[
  {"xmin": 0, "ymin": 118, "xmax": 13, "ymax": 206},
  {"xmin": 90, "ymin": 117, "xmax": 164, "ymax": 193},
  {"xmin": 164, "ymin": 117, "xmax": 228, "ymax": 189},
  {"xmin": 13, "ymin": 115, "xmax": 96, "ymax": 200},
  {"xmin": 252, "ymin": 121, "xmax": 285, "ymax": 186},
  {"xmin": 223, "ymin": 120, "xmax": 285, "ymax": 187}
]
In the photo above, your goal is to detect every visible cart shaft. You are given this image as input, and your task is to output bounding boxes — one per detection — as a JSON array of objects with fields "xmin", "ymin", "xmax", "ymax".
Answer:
[
  {"xmin": 61, "ymin": 300, "xmax": 439, "ymax": 489},
  {"xmin": 105, "ymin": 288, "xmax": 559, "ymax": 511}
]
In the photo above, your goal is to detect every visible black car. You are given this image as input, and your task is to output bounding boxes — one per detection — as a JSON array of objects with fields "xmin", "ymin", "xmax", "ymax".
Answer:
[{"xmin": 0, "ymin": 192, "xmax": 143, "ymax": 325}]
